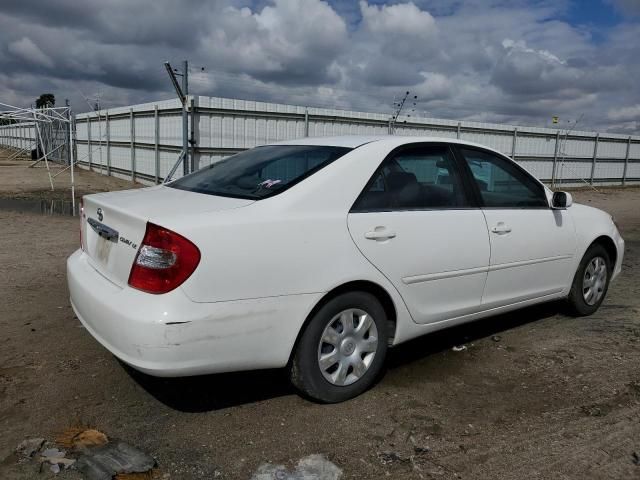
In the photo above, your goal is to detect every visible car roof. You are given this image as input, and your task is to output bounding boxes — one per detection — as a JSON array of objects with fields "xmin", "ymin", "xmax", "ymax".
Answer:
[{"xmin": 270, "ymin": 135, "xmax": 503, "ymax": 152}]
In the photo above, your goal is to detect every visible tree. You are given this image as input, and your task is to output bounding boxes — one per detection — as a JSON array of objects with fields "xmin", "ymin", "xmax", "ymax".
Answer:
[{"xmin": 35, "ymin": 93, "xmax": 55, "ymax": 109}]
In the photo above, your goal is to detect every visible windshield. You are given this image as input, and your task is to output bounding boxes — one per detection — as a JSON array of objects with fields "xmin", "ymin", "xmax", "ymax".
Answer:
[{"xmin": 169, "ymin": 145, "xmax": 352, "ymax": 199}]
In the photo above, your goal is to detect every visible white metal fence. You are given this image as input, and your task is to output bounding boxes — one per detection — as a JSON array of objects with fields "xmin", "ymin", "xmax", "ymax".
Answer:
[
  {"xmin": 0, "ymin": 122, "xmax": 35, "ymax": 151},
  {"xmin": 3, "ymin": 95, "xmax": 640, "ymax": 187}
]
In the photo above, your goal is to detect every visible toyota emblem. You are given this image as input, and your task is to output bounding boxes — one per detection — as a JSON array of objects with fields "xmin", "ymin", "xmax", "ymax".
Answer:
[{"xmin": 97, "ymin": 208, "xmax": 103, "ymax": 222}]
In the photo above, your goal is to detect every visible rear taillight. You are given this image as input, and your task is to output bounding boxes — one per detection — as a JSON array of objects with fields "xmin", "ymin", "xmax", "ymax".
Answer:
[
  {"xmin": 128, "ymin": 222, "xmax": 201, "ymax": 294},
  {"xmin": 79, "ymin": 199, "xmax": 85, "ymax": 251}
]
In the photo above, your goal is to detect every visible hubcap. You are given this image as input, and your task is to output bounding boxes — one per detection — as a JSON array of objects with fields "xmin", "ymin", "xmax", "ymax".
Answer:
[
  {"xmin": 317, "ymin": 308, "xmax": 379, "ymax": 386},
  {"xmin": 583, "ymin": 256, "xmax": 607, "ymax": 306}
]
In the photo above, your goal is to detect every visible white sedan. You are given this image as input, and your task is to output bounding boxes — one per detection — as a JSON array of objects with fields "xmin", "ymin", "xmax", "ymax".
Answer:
[{"xmin": 67, "ymin": 136, "xmax": 624, "ymax": 402}]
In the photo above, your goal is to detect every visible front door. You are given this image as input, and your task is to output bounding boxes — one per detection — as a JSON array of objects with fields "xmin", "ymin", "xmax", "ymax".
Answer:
[
  {"xmin": 456, "ymin": 146, "xmax": 576, "ymax": 307},
  {"xmin": 347, "ymin": 144, "xmax": 490, "ymax": 324}
]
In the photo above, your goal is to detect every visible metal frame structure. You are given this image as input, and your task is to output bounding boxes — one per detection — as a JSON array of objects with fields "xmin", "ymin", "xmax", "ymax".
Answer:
[{"xmin": 0, "ymin": 101, "xmax": 76, "ymax": 214}]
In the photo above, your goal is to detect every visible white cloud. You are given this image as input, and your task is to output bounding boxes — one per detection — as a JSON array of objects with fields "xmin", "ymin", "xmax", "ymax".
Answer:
[
  {"xmin": 7, "ymin": 36, "xmax": 53, "ymax": 68},
  {"xmin": 359, "ymin": 1, "xmax": 437, "ymax": 38},
  {"xmin": 501, "ymin": 38, "xmax": 565, "ymax": 65},
  {"xmin": 608, "ymin": 104, "xmax": 640, "ymax": 122},
  {"xmin": 200, "ymin": 0, "xmax": 348, "ymax": 82},
  {"xmin": 0, "ymin": 0, "xmax": 638, "ymax": 134}
]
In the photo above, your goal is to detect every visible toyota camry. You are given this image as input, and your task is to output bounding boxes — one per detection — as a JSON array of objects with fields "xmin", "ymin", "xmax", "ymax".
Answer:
[{"xmin": 67, "ymin": 136, "xmax": 624, "ymax": 402}]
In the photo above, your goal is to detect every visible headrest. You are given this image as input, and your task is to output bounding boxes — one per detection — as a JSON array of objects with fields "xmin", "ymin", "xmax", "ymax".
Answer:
[{"xmin": 386, "ymin": 171, "xmax": 418, "ymax": 191}]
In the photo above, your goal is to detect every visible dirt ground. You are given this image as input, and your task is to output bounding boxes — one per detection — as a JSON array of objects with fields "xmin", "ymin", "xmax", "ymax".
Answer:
[
  {"xmin": 1, "ymin": 151, "xmax": 639, "ymax": 479},
  {"xmin": 0, "ymin": 147, "xmax": 142, "ymax": 201}
]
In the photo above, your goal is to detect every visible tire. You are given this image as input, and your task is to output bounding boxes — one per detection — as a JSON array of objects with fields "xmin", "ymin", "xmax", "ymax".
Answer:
[
  {"xmin": 290, "ymin": 291, "xmax": 389, "ymax": 403},
  {"xmin": 566, "ymin": 244, "xmax": 612, "ymax": 317}
]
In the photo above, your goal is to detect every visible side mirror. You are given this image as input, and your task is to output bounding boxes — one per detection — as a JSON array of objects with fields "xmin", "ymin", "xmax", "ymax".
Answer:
[{"xmin": 552, "ymin": 191, "xmax": 573, "ymax": 209}]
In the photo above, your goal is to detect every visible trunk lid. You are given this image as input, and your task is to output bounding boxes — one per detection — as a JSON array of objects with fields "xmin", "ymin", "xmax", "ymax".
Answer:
[{"xmin": 81, "ymin": 186, "xmax": 253, "ymax": 287}]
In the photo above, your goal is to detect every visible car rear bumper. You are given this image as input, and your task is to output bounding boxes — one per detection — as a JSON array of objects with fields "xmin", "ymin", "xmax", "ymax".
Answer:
[{"xmin": 67, "ymin": 249, "xmax": 320, "ymax": 377}]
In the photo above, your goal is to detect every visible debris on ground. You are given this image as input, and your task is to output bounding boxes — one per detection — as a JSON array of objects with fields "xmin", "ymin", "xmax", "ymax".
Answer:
[
  {"xmin": 492, "ymin": 335, "xmax": 502, "ymax": 342},
  {"xmin": 15, "ymin": 429, "xmax": 155, "ymax": 479},
  {"xmin": 115, "ymin": 471, "xmax": 157, "ymax": 479},
  {"xmin": 75, "ymin": 441, "xmax": 156, "ymax": 480},
  {"xmin": 632, "ymin": 452, "xmax": 640, "ymax": 466},
  {"xmin": 251, "ymin": 454, "xmax": 342, "ymax": 480},
  {"xmin": 15, "ymin": 438, "xmax": 45, "ymax": 459},
  {"xmin": 377, "ymin": 451, "xmax": 410, "ymax": 465},
  {"xmin": 452, "ymin": 345, "xmax": 467, "ymax": 352},
  {"xmin": 57, "ymin": 426, "xmax": 109, "ymax": 450},
  {"xmin": 408, "ymin": 435, "xmax": 430, "ymax": 454},
  {"xmin": 39, "ymin": 448, "xmax": 75, "ymax": 474}
]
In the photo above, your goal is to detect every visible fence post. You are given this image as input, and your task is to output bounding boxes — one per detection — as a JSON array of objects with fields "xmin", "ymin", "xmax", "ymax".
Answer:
[
  {"xmin": 190, "ymin": 96, "xmax": 197, "ymax": 172},
  {"xmin": 622, "ymin": 136, "xmax": 631, "ymax": 186},
  {"xmin": 304, "ymin": 108, "xmax": 309, "ymax": 137},
  {"xmin": 130, "ymin": 108, "xmax": 136, "ymax": 182},
  {"xmin": 388, "ymin": 119, "xmax": 393, "ymax": 135},
  {"xmin": 457, "ymin": 122, "xmax": 461, "ymax": 139},
  {"xmin": 590, "ymin": 133, "xmax": 599, "ymax": 185},
  {"xmin": 551, "ymin": 130, "xmax": 560, "ymax": 188},
  {"xmin": 105, "ymin": 111, "xmax": 111, "ymax": 176},
  {"xmin": 512, "ymin": 128, "xmax": 518, "ymax": 159},
  {"xmin": 87, "ymin": 116, "xmax": 92, "ymax": 170},
  {"xmin": 154, "ymin": 105, "xmax": 160, "ymax": 184}
]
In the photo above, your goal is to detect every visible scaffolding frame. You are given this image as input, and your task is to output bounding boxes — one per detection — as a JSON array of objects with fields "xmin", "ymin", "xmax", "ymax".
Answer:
[{"xmin": 0, "ymin": 101, "xmax": 76, "ymax": 214}]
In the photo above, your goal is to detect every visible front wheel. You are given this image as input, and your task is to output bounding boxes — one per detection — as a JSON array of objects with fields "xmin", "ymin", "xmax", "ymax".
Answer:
[
  {"xmin": 290, "ymin": 291, "xmax": 388, "ymax": 403},
  {"xmin": 566, "ymin": 244, "xmax": 611, "ymax": 316}
]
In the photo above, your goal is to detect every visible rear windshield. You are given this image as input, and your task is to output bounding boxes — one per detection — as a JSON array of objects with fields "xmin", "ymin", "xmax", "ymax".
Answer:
[{"xmin": 169, "ymin": 145, "xmax": 352, "ymax": 199}]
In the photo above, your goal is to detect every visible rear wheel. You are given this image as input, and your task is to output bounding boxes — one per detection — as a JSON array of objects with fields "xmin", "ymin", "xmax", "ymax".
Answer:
[
  {"xmin": 290, "ymin": 291, "xmax": 388, "ymax": 403},
  {"xmin": 566, "ymin": 244, "xmax": 611, "ymax": 316}
]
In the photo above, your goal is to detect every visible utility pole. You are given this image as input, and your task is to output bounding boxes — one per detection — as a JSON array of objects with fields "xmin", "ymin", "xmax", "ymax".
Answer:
[
  {"xmin": 164, "ymin": 61, "xmax": 189, "ymax": 178},
  {"xmin": 181, "ymin": 60, "xmax": 189, "ymax": 176}
]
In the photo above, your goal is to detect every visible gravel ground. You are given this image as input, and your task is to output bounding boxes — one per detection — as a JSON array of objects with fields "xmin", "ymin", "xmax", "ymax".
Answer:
[{"xmin": 1, "ymin": 161, "xmax": 639, "ymax": 479}]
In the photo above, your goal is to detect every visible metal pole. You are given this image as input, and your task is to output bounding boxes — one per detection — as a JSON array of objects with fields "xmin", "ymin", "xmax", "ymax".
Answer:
[
  {"xmin": 304, "ymin": 108, "xmax": 309, "ymax": 137},
  {"xmin": 590, "ymin": 133, "xmax": 599, "ymax": 185},
  {"xmin": 551, "ymin": 130, "xmax": 560, "ymax": 188},
  {"xmin": 97, "ymin": 110, "xmax": 103, "ymax": 174},
  {"xmin": 87, "ymin": 116, "xmax": 92, "ymax": 169},
  {"xmin": 622, "ymin": 136, "xmax": 631, "ymax": 186},
  {"xmin": 182, "ymin": 60, "xmax": 189, "ymax": 176},
  {"xmin": 130, "ymin": 108, "xmax": 136, "ymax": 182},
  {"xmin": 106, "ymin": 111, "xmax": 111, "ymax": 176},
  {"xmin": 512, "ymin": 128, "xmax": 518, "ymax": 159},
  {"xmin": 190, "ymin": 96, "xmax": 197, "ymax": 172},
  {"xmin": 154, "ymin": 105, "xmax": 160, "ymax": 184},
  {"xmin": 65, "ymin": 101, "xmax": 71, "ymax": 167},
  {"xmin": 457, "ymin": 122, "xmax": 461, "ymax": 139},
  {"xmin": 388, "ymin": 118, "xmax": 392, "ymax": 135},
  {"xmin": 69, "ymin": 108, "xmax": 75, "ymax": 216},
  {"xmin": 33, "ymin": 115, "xmax": 54, "ymax": 190}
]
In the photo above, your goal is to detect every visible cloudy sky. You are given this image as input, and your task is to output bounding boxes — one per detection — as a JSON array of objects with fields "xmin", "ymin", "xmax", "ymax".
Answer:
[{"xmin": 1, "ymin": 0, "xmax": 639, "ymax": 133}]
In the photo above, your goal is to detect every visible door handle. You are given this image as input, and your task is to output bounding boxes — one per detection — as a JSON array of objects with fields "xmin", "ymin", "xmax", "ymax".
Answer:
[
  {"xmin": 365, "ymin": 227, "xmax": 396, "ymax": 241},
  {"xmin": 491, "ymin": 222, "xmax": 512, "ymax": 234}
]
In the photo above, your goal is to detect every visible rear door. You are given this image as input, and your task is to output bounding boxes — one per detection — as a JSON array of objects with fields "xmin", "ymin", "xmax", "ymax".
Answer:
[
  {"xmin": 455, "ymin": 146, "xmax": 576, "ymax": 306},
  {"xmin": 347, "ymin": 143, "xmax": 490, "ymax": 324}
]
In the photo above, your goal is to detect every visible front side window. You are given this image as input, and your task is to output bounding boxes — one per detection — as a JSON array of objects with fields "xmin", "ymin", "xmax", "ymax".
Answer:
[
  {"xmin": 352, "ymin": 145, "xmax": 469, "ymax": 211},
  {"xmin": 459, "ymin": 148, "xmax": 548, "ymax": 208},
  {"xmin": 169, "ymin": 145, "xmax": 351, "ymax": 199}
]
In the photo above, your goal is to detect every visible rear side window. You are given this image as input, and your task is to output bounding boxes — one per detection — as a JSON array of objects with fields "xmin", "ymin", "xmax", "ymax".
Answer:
[
  {"xmin": 169, "ymin": 145, "xmax": 352, "ymax": 199},
  {"xmin": 459, "ymin": 148, "xmax": 548, "ymax": 208},
  {"xmin": 352, "ymin": 145, "xmax": 470, "ymax": 211}
]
